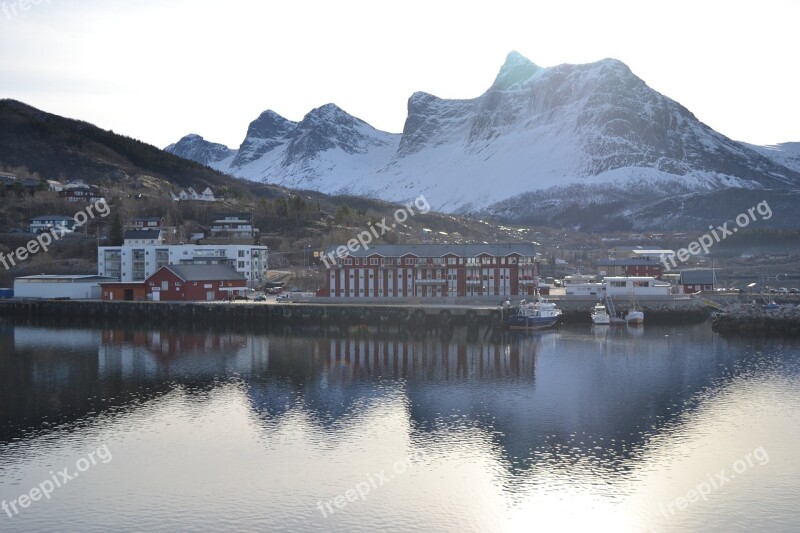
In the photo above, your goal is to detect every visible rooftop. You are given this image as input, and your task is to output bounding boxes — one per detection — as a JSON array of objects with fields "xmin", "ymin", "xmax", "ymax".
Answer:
[
  {"xmin": 156, "ymin": 264, "xmax": 246, "ymax": 282},
  {"xmin": 31, "ymin": 215, "xmax": 74, "ymax": 221},
  {"xmin": 679, "ymin": 270, "xmax": 717, "ymax": 285},
  {"xmin": 329, "ymin": 243, "xmax": 538, "ymax": 258},
  {"xmin": 124, "ymin": 229, "xmax": 162, "ymax": 239},
  {"xmin": 15, "ymin": 275, "xmax": 116, "ymax": 283}
]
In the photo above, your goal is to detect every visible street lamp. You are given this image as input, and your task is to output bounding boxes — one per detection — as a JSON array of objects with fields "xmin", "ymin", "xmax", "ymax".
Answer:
[{"xmin": 747, "ymin": 282, "xmax": 757, "ymax": 302}]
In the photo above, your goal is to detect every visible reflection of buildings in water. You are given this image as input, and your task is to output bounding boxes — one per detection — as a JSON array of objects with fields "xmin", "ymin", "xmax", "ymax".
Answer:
[
  {"xmin": 321, "ymin": 332, "xmax": 544, "ymax": 382},
  {"xmin": 13, "ymin": 326, "xmax": 104, "ymax": 351},
  {"xmin": 1, "ymin": 326, "xmax": 271, "ymax": 442},
  {"xmin": 98, "ymin": 331, "xmax": 270, "ymax": 380}
]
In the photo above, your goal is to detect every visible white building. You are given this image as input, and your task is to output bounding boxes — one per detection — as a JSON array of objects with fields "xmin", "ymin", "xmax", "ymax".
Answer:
[
  {"xmin": 604, "ymin": 276, "xmax": 671, "ymax": 296},
  {"xmin": 29, "ymin": 215, "xmax": 76, "ymax": 234},
  {"xmin": 123, "ymin": 229, "xmax": 165, "ymax": 246},
  {"xmin": 171, "ymin": 186, "xmax": 217, "ymax": 202},
  {"xmin": 14, "ymin": 275, "xmax": 116, "ymax": 299},
  {"xmin": 97, "ymin": 244, "xmax": 268, "ymax": 287}
]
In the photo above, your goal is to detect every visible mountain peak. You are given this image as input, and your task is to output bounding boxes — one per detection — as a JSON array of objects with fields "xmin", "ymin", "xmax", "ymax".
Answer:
[
  {"xmin": 304, "ymin": 103, "xmax": 351, "ymax": 122},
  {"xmin": 491, "ymin": 51, "xmax": 540, "ymax": 90}
]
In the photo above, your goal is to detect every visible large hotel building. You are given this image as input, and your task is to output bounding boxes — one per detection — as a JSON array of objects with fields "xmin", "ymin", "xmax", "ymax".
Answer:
[{"xmin": 322, "ymin": 243, "xmax": 538, "ymax": 298}]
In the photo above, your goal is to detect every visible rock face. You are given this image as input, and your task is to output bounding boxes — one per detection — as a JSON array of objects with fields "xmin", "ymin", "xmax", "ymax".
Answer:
[{"xmin": 165, "ymin": 52, "xmax": 800, "ymax": 229}]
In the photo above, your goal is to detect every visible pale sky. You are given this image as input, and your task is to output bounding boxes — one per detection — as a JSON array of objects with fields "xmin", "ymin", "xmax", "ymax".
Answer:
[{"xmin": 1, "ymin": 0, "xmax": 797, "ymax": 149}]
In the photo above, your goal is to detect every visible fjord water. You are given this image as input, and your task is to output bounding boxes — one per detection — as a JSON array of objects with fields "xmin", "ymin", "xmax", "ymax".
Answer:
[{"xmin": 1, "ymin": 321, "xmax": 799, "ymax": 532}]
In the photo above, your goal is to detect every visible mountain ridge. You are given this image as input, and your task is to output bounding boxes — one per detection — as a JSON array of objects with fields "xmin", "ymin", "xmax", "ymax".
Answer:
[{"xmin": 165, "ymin": 52, "xmax": 800, "ymax": 229}]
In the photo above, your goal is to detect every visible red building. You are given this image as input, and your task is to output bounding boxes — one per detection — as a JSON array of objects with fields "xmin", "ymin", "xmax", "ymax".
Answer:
[
  {"xmin": 146, "ymin": 264, "xmax": 247, "ymax": 301},
  {"xmin": 679, "ymin": 269, "xmax": 717, "ymax": 293},
  {"xmin": 321, "ymin": 243, "xmax": 538, "ymax": 299},
  {"xmin": 100, "ymin": 282, "xmax": 148, "ymax": 301}
]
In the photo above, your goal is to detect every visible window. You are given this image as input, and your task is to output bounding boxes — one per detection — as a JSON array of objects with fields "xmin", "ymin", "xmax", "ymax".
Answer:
[
  {"xmin": 345, "ymin": 258, "xmax": 353, "ymax": 265},
  {"xmin": 238, "ymin": 251, "xmax": 245, "ymax": 257},
  {"xmin": 447, "ymin": 258, "xmax": 457, "ymax": 265},
  {"xmin": 405, "ymin": 258, "xmax": 413, "ymax": 265},
  {"xmin": 161, "ymin": 281, "xmax": 169, "ymax": 291},
  {"xmin": 370, "ymin": 258, "xmax": 379, "ymax": 265},
  {"xmin": 611, "ymin": 281, "xmax": 627, "ymax": 287},
  {"xmin": 238, "ymin": 261, "xmax": 245, "ymax": 268}
]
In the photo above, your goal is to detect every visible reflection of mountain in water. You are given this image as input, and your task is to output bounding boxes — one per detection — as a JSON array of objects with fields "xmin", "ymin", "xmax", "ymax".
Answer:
[{"xmin": 1, "ymin": 322, "xmax": 791, "ymax": 473}]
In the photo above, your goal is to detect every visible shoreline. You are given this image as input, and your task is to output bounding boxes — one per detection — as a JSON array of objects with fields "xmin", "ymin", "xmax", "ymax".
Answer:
[{"xmin": 0, "ymin": 298, "xmax": 710, "ymax": 331}]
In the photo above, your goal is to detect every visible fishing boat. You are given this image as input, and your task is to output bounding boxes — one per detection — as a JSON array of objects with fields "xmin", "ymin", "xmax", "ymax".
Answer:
[
  {"xmin": 591, "ymin": 302, "xmax": 611, "ymax": 325},
  {"xmin": 505, "ymin": 298, "xmax": 562, "ymax": 330},
  {"xmin": 625, "ymin": 293, "xmax": 645, "ymax": 326}
]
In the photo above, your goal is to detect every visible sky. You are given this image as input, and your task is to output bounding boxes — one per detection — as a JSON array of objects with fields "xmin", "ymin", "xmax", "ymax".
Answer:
[{"xmin": 1, "ymin": 0, "xmax": 798, "ymax": 150}]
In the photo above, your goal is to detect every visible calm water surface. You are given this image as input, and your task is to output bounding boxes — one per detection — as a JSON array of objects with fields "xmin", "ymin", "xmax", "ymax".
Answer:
[{"xmin": 1, "ymin": 320, "xmax": 799, "ymax": 532}]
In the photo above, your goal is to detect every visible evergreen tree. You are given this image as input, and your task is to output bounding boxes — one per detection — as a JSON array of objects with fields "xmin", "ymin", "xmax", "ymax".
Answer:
[{"xmin": 109, "ymin": 212, "xmax": 124, "ymax": 246}]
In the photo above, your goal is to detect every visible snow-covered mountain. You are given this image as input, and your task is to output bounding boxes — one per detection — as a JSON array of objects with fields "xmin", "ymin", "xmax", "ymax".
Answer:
[
  {"xmin": 166, "ymin": 52, "xmax": 800, "ymax": 229},
  {"xmin": 741, "ymin": 142, "xmax": 800, "ymax": 174},
  {"xmin": 165, "ymin": 134, "xmax": 237, "ymax": 167}
]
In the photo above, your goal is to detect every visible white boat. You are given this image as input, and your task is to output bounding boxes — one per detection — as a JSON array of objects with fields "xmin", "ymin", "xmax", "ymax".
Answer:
[
  {"xmin": 625, "ymin": 309, "xmax": 645, "ymax": 325},
  {"xmin": 625, "ymin": 292, "xmax": 645, "ymax": 325},
  {"xmin": 591, "ymin": 302, "xmax": 611, "ymax": 325}
]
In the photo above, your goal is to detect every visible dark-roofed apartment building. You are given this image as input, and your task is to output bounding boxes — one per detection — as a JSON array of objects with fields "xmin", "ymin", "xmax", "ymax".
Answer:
[
  {"xmin": 146, "ymin": 264, "xmax": 247, "ymax": 301},
  {"xmin": 321, "ymin": 243, "xmax": 538, "ymax": 298},
  {"xmin": 129, "ymin": 216, "xmax": 166, "ymax": 229},
  {"xmin": 211, "ymin": 213, "xmax": 258, "ymax": 239}
]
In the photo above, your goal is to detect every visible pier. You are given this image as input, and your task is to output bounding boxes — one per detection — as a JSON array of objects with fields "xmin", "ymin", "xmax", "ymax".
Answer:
[{"xmin": 0, "ymin": 294, "xmax": 711, "ymax": 331}]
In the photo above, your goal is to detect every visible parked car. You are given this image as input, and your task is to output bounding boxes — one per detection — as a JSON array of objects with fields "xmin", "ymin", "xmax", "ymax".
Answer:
[
  {"xmin": 276, "ymin": 294, "xmax": 291, "ymax": 302},
  {"xmin": 254, "ymin": 295, "xmax": 267, "ymax": 302},
  {"xmin": 777, "ymin": 287, "xmax": 789, "ymax": 294},
  {"xmin": 790, "ymin": 288, "xmax": 799, "ymax": 294},
  {"xmin": 230, "ymin": 294, "xmax": 249, "ymax": 301}
]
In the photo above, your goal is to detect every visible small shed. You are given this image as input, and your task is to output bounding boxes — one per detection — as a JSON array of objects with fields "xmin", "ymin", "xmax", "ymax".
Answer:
[{"xmin": 100, "ymin": 282, "xmax": 148, "ymax": 301}]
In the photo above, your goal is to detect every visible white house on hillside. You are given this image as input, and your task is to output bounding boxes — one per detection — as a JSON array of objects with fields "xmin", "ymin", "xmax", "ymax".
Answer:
[
  {"xmin": 123, "ymin": 229, "xmax": 165, "ymax": 246},
  {"xmin": 171, "ymin": 186, "xmax": 217, "ymax": 202}
]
